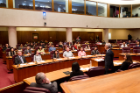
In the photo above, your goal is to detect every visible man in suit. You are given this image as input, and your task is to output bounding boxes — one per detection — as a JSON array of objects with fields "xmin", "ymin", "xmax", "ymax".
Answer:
[
  {"xmin": 3, "ymin": 44, "xmax": 11, "ymax": 51},
  {"xmin": 15, "ymin": 51, "xmax": 27, "ymax": 65},
  {"xmin": 128, "ymin": 34, "xmax": 132, "ymax": 40},
  {"xmin": 24, "ymin": 46, "xmax": 32, "ymax": 54},
  {"xmin": 30, "ymin": 72, "xmax": 58, "ymax": 93},
  {"xmin": 104, "ymin": 43, "xmax": 114, "ymax": 74}
]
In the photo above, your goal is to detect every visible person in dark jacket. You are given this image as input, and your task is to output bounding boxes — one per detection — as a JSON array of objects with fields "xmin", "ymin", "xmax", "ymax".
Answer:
[
  {"xmin": 53, "ymin": 50, "xmax": 60, "ymax": 59},
  {"xmin": 70, "ymin": 62, "xmax": 84, "ymax": 78},
  {"xmin": 119, "ymin": 55, "xmax": 133, "ymax": 70}
]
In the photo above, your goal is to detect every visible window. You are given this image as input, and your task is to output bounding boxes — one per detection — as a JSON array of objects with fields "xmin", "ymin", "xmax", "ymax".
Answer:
[
  {"xmin": 54, "ymin": 0, "xmax": 68, "ymax": 13},
  {"xmin": 98, "ymin": 3, "xmax": 107, "ymax": 17},
  {"xmin": 35, "ymin": 0, "xmax": 52, "ymax": 11},
  {"xmin": 72, "ymin": 0, "xmax": 84, "ymax": 14},
  {"xmin": 132, "ymin": 5, "xmax": 140, "ymax": 17},
  {"xmin": 110, "ymin": 5, "xmax": 119, "ymax": 17},
  {"xmin": 13, "ymin": 0, "xmax": 33, "ymax": 9},
  {"xmin": 86, "ymin": 1, "xmax": 96, "ymax": 15},
  {"xmin": 120, "ymin": 5, "xmax": 131, "ymax": 18},
  {"xmin": 0, "ymin": 0, "xmax": 7, "ymax": 8}
]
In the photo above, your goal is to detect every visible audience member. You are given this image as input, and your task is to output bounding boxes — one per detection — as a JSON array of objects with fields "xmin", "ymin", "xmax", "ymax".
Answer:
[
  {"xmin": 8, "ymin": 47, "xmax": 16, "ymax": 56},
  {"xmin": 58, "ymin": 42, "xmax": 63, "ymax": 48},
  {"xmin": 76, "ymin": 36, "xmax": 81, "ymax": 42},
  {"xmin": 136, "ymin": 41, "xmax": 140, "ymax": 47},
  {"xmin": 121, "ymin": 42, "xmax": 128, "ymax": 48},
  {"xmin": 127, "ymin": 40, "xmax": 131, "ymax": 45},
  {"xmin": 68, "ymin": 42, "xmax": 72, "ymax": 48},
  {"xmin": 119, "ymin": 55, "xmax": 133, "ymax": 71},
  {"xmin": 3, "ymin": 44, "xmax": 10, "ymax": 51},
  {"xmin": 34, "ymin": 51, "xmax": 42, "ymax": 62},
  {"xmin": 24, "ymin": 46, "xmax": 31, "ymax": 54},
  {"xmin": 53, "ymin": 50, "xmax": 59, "ymax": 59},
  {"xmin": 37, "ymin": 46, "xmax": 45, "ymax": 54},
  {"xmin": 78, "ymin": 47, "xmax": 86, "ymax": 57},
  {"xmin": 73, "ymin": 43, "xmax": 78, "ymax": 50},
  {"xmin": 85, "ymin": 45, "xmax": 90, "ymax": 50},
  {"xmin": 30, "ymin": 72, "xmax": 58, "ymax": 93},
  {"xmin": 63, "ymin": 47, "xmax": 74, "ymax": 58},
  {"xmin": 15, "ymin": 51, "xmax": 27, "ymax": 65},
  {"xmin": 49, "ymin": 44, "xmax": 56, "ymax": 52},
  {"xmin": 70, "ymin": 62, "xmax": 84, "ymax": 78},
  {"xmin": 91, "ymin": 47, "xmax": 99, "ymax": 55},
  {"xmin": 18, "ymin": 44, "xmax": 24, "ymax": 50}
]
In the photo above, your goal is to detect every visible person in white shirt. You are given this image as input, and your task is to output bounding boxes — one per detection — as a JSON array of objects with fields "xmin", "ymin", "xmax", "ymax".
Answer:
[
  {"xmin": 63, "ymin": 47, "xmax": 74, "ymax": 58},
  {"xmin": 34, "ymin": 51, "xmax": 42, "ymax": 62},
  {"xmin": 121, "ymin": 42, "xmax": 128, "ymax": 48}
]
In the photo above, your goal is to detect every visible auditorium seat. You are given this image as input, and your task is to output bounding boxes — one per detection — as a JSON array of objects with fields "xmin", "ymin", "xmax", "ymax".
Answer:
[
  {"xmin": 128, "ymin": 63, "xmax": 140, "ymax": 69},
  {"xmin": 23, "ymin": 87, "xmax": 50, "ymax": 93},
  {"xmin": 87, "ymin": 66, "xmax": 105, "ymax": 77},
  {"xmin": 133, "ymin": 47, "xmax": 140, "ymax": 53},
  {"xmin": 13, "ymin": 55, "xmax": 18, "ymax": 65},
  {"xmin": 69, "ymin": 75, "xmax": 89, "ymax": 81},
  {"xmin": 122, "ymin": 47, "xmax": 130, "ymax": 53}
]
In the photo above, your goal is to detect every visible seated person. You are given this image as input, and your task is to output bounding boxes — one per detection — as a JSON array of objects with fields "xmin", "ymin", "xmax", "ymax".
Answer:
[
  {"xmin": 48, "ymin": 43, "xmax": 52, "ymax": 47},
  {"xmin": 70, "ymin": 62, "xmax": 84, "ymax": 78},
  {"xmin": 85, "ymin": 45, "xmax": 90, "ymax": 50},
  {"xmin": 77, "ymin": 42, "xmax": 81, "ymax": 47},
  {"xmin": 78, "ymin": 47, "xmax": 86, "ymax": 57},
  {"xmin": 63, "ymin": 41, "xmax": 67, "ymax": 46},
  {"xmin": 85, "ymin": 41, "xmax": 89, "ymax": 45},
  {"xmin": 30, "ymin": 72, "xmax": 58, "ymax": 93},
  {"xmin": 119, "ymin": 55, "xmax": 133, "ymax": 71},
  {"xmin": 3, "ymin": 44, "xmax": 11, "ymax": 51},
  {"xmin": 24, "ymin": 46, "xmax": 32, "ymax": 54},
  {"xmin": 136, "ymin": 41, "xmax": 140, "ymax": 47},
  {"xmin": 73, "ymin": 43, "xmax": 78, "ymax": 50},
  {"xmin": 34, "ymin": 51, "xmax": 42, "ymax": 62},
  {"xmin": 127, "ymin": 40, "xmax": 131, "ymax": 45},
  {"xmin": 91, "ymin": 47, "xmax": 99, "ymax": 55},
  {"xmin": 45, "ymin": 40, "xmax": 48, "ymax": 44},
  {"xmin": 41, "ymin": 43, "xmax": 45, "ymax": 48},
  {"xmin": 30, "ymin": 43, "xmax": 35, "ymax": 49},
  {"xmin": 37, "ymin": 46, "xmax": 45, "ymax": 54},
  {"xmin": 18, "ymin": 44, "xmax": 24, "ymax": 50},
  {"xmin": 49, "ymin": 44, "xmax": 56, "ymax": 52},
  {"xmin": 102, "ymin": 40, "xmax": 106, "ymax": 45},
  {"xmin": 121, "ymin": 42, "xmax": 128, "ymax": 48},
  {"xmin": 63, "ymin": 47, "xmax": 74, "ymax": 58},
  {"xmin": 68, "ymin": 42, "xmax": 72, "ymax": 48},
  {"xmin": 58, "ymin": 41, "xmax": 63, "ymax": 48},
  {"xmin": 53, "ymin": 50, "xmax": 59, "ymax": 59},
  {"xmin": 15, "ymin": 51, "xmax": 27, "ymax": 65},
  {"xmin": 8, "ymin": 47, "xmax": 16, "ymax": 56}
]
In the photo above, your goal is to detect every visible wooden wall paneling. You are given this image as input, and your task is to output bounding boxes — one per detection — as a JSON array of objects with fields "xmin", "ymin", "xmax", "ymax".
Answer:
[
  {"xmin": 94, "ymin": 32, "xmax": 102, "ymax": 41},
  {"xmin": 72, "ymin": 32, "xmax": 80, "ymax": 41},
  {"xmin": 56, "ymin": 31, "xmax": 66, "ymax": 42},
  {"xmin": 79, "ymin": 32, "xmax": 89, "ymax": 41},
  {"xmin": 48, "ymin": 31, "xmax": 57, "ymax": 42},
  {"xmin": 8, "ymin": 0, "xmax": 13, "ymax": 8},
  {"xmin": 0, "ymin": 31, "xmax": 8, "ymax": 45},
  {"xmin": 38, "ymin": 31, "xmax": 49, "ymax": 41}
]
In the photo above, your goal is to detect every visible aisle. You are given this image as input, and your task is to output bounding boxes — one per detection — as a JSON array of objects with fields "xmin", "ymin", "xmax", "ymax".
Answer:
[{"xmin": 0, "ymin": 59, "xmax": 15, "ymax": 89}]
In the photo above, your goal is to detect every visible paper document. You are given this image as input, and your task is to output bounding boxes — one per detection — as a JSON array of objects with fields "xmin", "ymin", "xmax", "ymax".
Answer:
[
  {"xmin": 95, "ymin": 59, "xmax": 104, "ymax": 62},
  {"xmin": 28, "ymin": 62, "xmax": 35, "ymax": 65},
  {"xmin": 114, "ymin": 62, "xmax": 122, "ymax": 65}
]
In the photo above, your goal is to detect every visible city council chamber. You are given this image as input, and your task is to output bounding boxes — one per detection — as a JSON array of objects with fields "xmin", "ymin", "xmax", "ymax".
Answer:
[{"xmin": 1, "ymin": 0, "xmax": 140, "ymax": 93}]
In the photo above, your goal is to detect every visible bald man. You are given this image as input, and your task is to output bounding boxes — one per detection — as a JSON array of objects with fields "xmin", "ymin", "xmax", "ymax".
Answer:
[
  {"xmin": 30, "ymin": 72, "xmax": 58, "ymax": 93},
  {"xmin": 15, "ymin": 51, "xmax": 27, "ymax": 65}
]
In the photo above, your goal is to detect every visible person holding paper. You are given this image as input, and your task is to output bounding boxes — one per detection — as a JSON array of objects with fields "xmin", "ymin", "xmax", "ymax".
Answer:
[
  {"xmin": 70, "ymin": 62, "xmax": 84, "ymax": 78},
  {"xmin": 15, "ymin": 51, "xmax": 27, "ymax": 65},
  {"xmin": 91, "ymin": 47, "xmax": 99, "ymax": 55},
  {"xmin": 34, "ymin": 51, "xmax": 42, "ymax": 62},
  {"xmin": 63, "ymin": 47, "xmax": 74, "ymax": 58},
  {"xmin": 30, "ymin": 72, "xmax": 58, "ymax": 93},
  {"xmin": 104, "ymin": 43, "xmax": 114, "ymax": 74},
  {"xmin": 78, "ymin": 47, "xmax": 86, "ymax": 57}
]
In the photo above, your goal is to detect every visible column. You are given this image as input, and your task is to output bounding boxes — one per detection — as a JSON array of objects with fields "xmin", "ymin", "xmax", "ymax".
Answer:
[
  {"xmin": 65, "ymin": 0, "xmax": 69, "ymax": 13},
  {"xmin": 104, "ymin": 29, "xmax": 109, "ymax": 43},
  {"xmin": 66, "ymin": 28, "xmax": 72, "ymax": 42},
  {"xmin": 8, "ymin": 27, "xmax": 17, "ymax": 48}
]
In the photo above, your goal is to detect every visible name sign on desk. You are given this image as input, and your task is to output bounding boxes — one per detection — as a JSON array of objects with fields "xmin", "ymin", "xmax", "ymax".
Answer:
[
  {"xmin": 114, "ymin": 62, "xmax": 122, "ymax": 65},
  {"xmin": 69, "ymin": 57, "xmax": 75, "ymax": 59},
  {"xmin": 57, "ymin": 59, "xmax": 63, "ymax": 60},
  {"xmin": 94, "ymin": 59, "xmax": 104, "ymax": 62}
]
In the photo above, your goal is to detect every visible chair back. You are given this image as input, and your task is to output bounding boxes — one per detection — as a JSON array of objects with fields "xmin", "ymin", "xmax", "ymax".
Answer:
[
  {"xmin": 50, "ymin": 51, "xmax": 55, "ymax": 59},
  {"xmin": 128, "ymin": 63, "xmax": 140, "ymax": 69},
  {"xmin": 122, "ymin": 47, "xmax": 130, "ymax": 53},
  {"xmin": 23, "ymin": 87, "xmax": 50, "ymax": 93},
  {"xmin": 12, "ymin": 55, "xmax": 18, "ymax": 65},
  {"xmin": 69, "ymin": 75, "xmax": 89, "ymax": 81},
  {"xmin": 6, "ymin": 49, "xmax": 11, "ymax": 52},
  {"xmin": 87, "ymin": 66, "xmax": 105, "ymax": 77},
  {"xmin": 133, "ymin": 47, "xmax": 140, "ymax": 53}
]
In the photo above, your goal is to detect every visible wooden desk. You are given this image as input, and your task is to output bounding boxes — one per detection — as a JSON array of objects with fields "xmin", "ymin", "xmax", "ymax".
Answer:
[
  {"xmin": 119, "ymin": 53, "xmax": 140, "ymax": 61},
  {"xmin": 61, "ymin": 67, "xmax": 140, "ymax": 93},
  {"xmin": 13, "ymin": 55, "xmax": 104, "ymax": 82},
  {"xmin": 97, "ymin": 45, "xmax": 105, "ymax": 53},
  {"xmin": 24, "ymin": 64, "xmax": 91, "ymax": 85}
]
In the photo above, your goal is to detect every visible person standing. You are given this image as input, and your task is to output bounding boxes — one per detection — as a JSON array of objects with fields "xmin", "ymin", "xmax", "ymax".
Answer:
[
  {"xmin": 128, "ymin": 34, "xmax": 132, "ymax": 40},
  {"xmin": 104, "ymin": 43, "xmax": 114, "ymax": 74}
]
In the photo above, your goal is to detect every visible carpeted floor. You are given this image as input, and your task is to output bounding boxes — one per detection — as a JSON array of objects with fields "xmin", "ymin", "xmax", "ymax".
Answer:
[{"xmin": 0, "ymin": 58, "xmax": 15, "ymax": 89}]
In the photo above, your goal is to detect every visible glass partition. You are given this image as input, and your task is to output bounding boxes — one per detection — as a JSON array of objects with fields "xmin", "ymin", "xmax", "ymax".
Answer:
[
  {"xmin": 13, "ymin": 0, "xmax": 33, "ymax": 9},
  {"xmin": 132, "ymin": 4, "xmax": 140, "ymax": 17},
  {"xmin": 110, "ymin": 5, "xmax": 119, "ymax": 17},
  {"xmin": 72, "ymin": 0, "xmax": 84, "ymax": 14},
  {"xmin": 54, "ymin": 0, "xmax": 68, "ymax": 13},
  {"xmin": 86, "ymin": 1, "xmax": 96, "ymax": 15},
  {"xmin": 35, "ymin": 0, "xmax": 52, "ymax": 11},
  {"xmin": 0, "ymin": 0, "xmax": 7, "ymax": 7},
  {"xmin": 120, "ymin": 5, "xmax": 131, "ymax": 18},
  {"xmin": 98, "ymin": 3, "xmax": 107, "ymax": 17}
]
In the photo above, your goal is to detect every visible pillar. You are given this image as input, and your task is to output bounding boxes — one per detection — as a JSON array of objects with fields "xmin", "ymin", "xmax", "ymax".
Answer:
[
  {"xmin": 8, "ymin": 27, "xmax": 17, "ymax": 48},
  {"xmin": 65, "ymin": 0, "xmax": 69, "ymax": 13},
  {"xmin": 104, "ymin": 29, "xmax": 109, "ymax": 43},
  {"xmin": 66, "ymin": 28, "xmax": 72, "ymax": 42}
]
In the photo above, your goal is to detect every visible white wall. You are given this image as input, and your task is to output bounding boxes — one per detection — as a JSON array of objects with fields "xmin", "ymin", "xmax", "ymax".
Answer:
[
  {"xmin": 132, "ymin": 5, "xmax": 140, "ymax": 17},
  {"xmin": 1, "ymin": 8, "xmax": 140, "ymax": 28}
]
